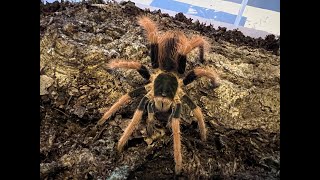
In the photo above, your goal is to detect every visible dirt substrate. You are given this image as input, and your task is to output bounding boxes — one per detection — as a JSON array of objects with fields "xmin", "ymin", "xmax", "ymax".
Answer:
[{"xmin": 40, "ymin": 1, "xmax": 280, "ymax": 179}]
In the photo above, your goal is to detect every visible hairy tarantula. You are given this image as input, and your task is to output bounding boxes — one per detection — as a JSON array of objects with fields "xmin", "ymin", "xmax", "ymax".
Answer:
[{"xmin": 97, "ymin": 16, "xmax": 220, "ymax": 174}]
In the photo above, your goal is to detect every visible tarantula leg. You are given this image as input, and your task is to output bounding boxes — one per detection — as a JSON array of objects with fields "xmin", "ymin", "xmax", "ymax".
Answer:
[
  {"xmin": 137, "ymin": 16, "xmax": 159, "ymax": 68},
  {"xmin": 177, "ymin": 54, "xmax": 187, "ymax": 74},
  {"xmin": 117, "ymin": 96, "xmax": 149, "ymax": 152},
  {"xmin": 150, "ymin": 43, "xmax": 159, "ymax": 68},
  {"xmin": 181, "ymin": 95, "xmax": 207, "ymax": 141},
  {"xmin": 178, "ymin": 35, "xmax": 208, "ymax": 65},
  {"xmin": 183, "ymin": 67, "xmax": 220, "ymax": 88},
  {"xmin": 176, "ymin": 45, "xmax": 204, "ymax": 74},
  {"xmin": 199, "ymin": 45, "xmax": 204, "ymax": 63},
  {"xmin": 107, "ymin": 60, "xmax": 151, "ymax": 81},
  {"xmin": 97, "ymin": 87, "xmax": 147, "ymax": 125},
  {"xmin": 146, "ymin": 101, "xmax": 156, "ymax": 136},
  {"xmin": 171, "ymin": 103, "xmax": 182, "ymax": 174},
  {"xmin": 188, "ymin": 36, "xmax": 208, "ymax": 64}
]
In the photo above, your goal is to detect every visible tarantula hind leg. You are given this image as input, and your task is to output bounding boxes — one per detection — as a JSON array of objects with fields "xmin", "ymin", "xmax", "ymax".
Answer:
[
  {"xmin": 199, "ymin": 45, "xmax": 205, "ymax": 63},
  {"xmin": 137, "ymin": 16, "xmax": 159, "ymax": 69},
  {"xmin": 117, "ymin": 96, "xmax": 149, "ymax": 152}
]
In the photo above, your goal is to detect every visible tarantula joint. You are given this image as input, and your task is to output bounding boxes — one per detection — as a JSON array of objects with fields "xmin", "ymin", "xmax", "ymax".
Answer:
[{"xmin": 97, "ymin": 16, "xmax": 220, "ymax": 175}]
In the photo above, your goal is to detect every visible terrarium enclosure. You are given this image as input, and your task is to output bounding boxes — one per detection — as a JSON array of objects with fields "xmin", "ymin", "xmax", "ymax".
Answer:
[{"xmin": 40, "ymin": 1, "xmax": 280, "ymax": 179}]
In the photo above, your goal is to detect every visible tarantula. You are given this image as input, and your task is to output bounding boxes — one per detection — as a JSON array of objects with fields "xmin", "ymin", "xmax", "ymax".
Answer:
[{"xmin": 97, "ymin": 16, "xmax": 220, "ymax": 174}]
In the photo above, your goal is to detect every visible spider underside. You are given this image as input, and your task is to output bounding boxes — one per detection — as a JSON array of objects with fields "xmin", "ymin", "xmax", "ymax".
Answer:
[{"xmin": 97, "ymin": 16, "xmax": 220, "ymax": 175}]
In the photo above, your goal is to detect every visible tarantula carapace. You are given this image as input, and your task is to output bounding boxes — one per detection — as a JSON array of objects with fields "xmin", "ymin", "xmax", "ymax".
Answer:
[{"xmin": 97, "ymin": 16, "xmax": 220, "ymax": 174}]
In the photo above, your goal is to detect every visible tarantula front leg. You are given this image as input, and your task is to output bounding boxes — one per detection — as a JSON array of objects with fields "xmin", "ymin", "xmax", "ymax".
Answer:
[
  {"xmin": 171, "ymin": 103, "xmax": 182, "ymax": 174},
  {"xmin": 117, "ymin": 96, "xmax": 149, "ymax": 152},
  {"xmin": 146, "ymin": 101, "xmax": 156, "ymax": 136},
  {"xmin": 181, "ymin": 94, "xmax": 207, "ymax": 141},
  {"xmin": 97, "ymin": 86, "xmax": 147, "ymax": 125}
]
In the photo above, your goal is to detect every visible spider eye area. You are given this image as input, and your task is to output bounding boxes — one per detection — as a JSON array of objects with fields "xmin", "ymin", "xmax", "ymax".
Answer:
[{"xmin": 153, "ymin": 72, "xmax": 178, "ymax": 99}]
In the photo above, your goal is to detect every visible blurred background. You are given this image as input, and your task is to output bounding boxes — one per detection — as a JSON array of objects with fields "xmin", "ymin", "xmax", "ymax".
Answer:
[{"xmin": 42, "ymin": 0, "xmax": 280, "ymax": 38}]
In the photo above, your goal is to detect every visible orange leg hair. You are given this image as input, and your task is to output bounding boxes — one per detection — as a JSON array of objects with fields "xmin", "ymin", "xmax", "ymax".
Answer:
[
  {"xmin": 97, "ymin": 87, "xmax": 147, "ymax": 125},
  {"xmin": 181, "ymin": 94, "xmax": 207, "ymax": 141},
  {"xmin": 107, "ymin": 59, "xmax": 142, "ymax": 70},
  {"xmin": 117, "ymin": 96, "xmax": 149, "ymax": 152},
  {"xmin": 171, "ymin": 103, "xmax": 183, "ymax": 174},
  {"xmin": 137, "ymin": 16, "xmax": 159, "ymax": 44},
  {"xmin": 183, "ymin": 67, "xmax": 220, "ymax": 88},
  {"xmin": 194, "ymin": 67, "xmax": 220, "ymax": 86},
  {"xmin": 107, "ymin": 59, "xmax": 151, "ymax": 80},
  {"xmin": 193, "ymin": 106, "xmax": 207, "ymax": 141},
  {"xmin": 97, "ymin": 94, "xmax": 131, "ymax": 126},
  {"xmin": 172, "ymin": 118, "xmax": 182, "ymax": 174}
]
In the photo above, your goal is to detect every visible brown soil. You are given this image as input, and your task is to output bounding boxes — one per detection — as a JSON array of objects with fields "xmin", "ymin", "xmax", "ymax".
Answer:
[{"xmin": 40, "ymin": 1, "xmax": 280, "ymax": 179}]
